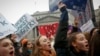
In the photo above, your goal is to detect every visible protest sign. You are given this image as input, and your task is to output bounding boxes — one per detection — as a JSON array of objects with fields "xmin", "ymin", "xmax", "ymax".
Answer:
[
  {"xmin": 80, "ymin": 19, "xmax": 94, "ymax": 32},
  {"xmin": 0, "ymin": 13, "xmax": 17, "ymax": 39},
  {"xmin": 15, "ymin": 13, "xmax": 38, "ymax": 41}
]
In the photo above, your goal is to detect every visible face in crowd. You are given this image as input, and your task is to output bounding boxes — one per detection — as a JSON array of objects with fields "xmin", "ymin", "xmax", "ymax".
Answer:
[
  {"xmin": 11, "ymin": 34, "xmax": 17, "ymax": 42},
  {"xmin": 0, "ymin": 38, "xmax": 15, "ymax": 56},
  {"xmin": 69, "ymin": 32, "xmax": 89, "ymax": 52},
  {"xmin": 27, "ymin": 41, "xmax": 33, "ymax": 50},
  {"xmin": 38, "ymin": 36, "xmax": 51, "ymax": 51}
]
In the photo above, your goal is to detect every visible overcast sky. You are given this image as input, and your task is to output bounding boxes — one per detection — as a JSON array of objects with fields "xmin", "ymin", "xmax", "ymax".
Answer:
[{"xmin": 0, "ymin": 0, "xmax": 100, "ymax": 24}]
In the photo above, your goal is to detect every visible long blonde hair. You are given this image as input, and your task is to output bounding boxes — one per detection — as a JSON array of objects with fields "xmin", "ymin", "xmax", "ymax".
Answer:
[{"xmin": 30, "ymin": 36, "xmax": 56, "ymax": 56}]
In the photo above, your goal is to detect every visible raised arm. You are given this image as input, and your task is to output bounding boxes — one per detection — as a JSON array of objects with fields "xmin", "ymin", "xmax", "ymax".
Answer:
[{"xmin": 54, "ymin": 2, "xmax": 69, "ymax": 56}]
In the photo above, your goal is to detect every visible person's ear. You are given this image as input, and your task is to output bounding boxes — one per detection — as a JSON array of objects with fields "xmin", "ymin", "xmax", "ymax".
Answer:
[{"xmin": 72, "ymin": 42, "xmax": 76, "ymax": 47}]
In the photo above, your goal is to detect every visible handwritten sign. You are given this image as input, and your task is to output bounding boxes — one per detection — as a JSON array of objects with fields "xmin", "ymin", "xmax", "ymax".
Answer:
[{"xmin": 15, "ymin": 13, "xmax": 38, "ymax": 41}]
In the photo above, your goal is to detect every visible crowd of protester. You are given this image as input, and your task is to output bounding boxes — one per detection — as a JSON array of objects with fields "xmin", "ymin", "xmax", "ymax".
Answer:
[{"xmin": 0, "ymin": 2, "xmax": 100, "ymax": 56}]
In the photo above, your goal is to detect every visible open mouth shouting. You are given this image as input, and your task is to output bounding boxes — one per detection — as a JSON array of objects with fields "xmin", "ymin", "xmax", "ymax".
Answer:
[{"xmin": 9, "ymin": 50, "xmax": 15, "ymax": 56}]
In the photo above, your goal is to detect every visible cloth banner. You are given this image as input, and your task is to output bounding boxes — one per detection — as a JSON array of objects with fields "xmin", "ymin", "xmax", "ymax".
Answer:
[
  {"xmin": 49, "ymin": 0, "xmax": 87, "ymax": 12},
  {"xmin": 38, "ymin": 23, "xmax": 58, "ymax": 38}
]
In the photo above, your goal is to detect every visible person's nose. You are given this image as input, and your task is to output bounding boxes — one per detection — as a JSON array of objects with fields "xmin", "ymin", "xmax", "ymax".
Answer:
[
  {"xmin": 9, "ymin": 45, "xmax": 14, "ymax": 50},
  {"xmin": 48, "ymin": 40, "xmax": 50, "ymax": 44},
  {"xmin": 85, "ymin": 39, "xmax": 88, "ymax": 43}
]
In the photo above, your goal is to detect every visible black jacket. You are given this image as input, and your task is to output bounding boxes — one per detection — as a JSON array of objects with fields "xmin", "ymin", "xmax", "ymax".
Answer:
[
  {"xmin": 54, "ymin": 6, "xmax": 87, "ymax": 56},
  {"xmin": 13, "ymin": 41, "xmax": 22, "ymax": 56}
]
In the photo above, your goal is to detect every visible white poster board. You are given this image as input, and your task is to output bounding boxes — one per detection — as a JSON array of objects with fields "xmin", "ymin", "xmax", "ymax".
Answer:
[
  {"xmin": 15, "ymin": 13, "xmax": 38, "ymax": 41},
  {"xmin": 0, "ymin": 14, "xmax": 17, "ymax": 39},
  {"xmin": 80, "ymin": 19, "xmax": 94, "ymax": 32}
]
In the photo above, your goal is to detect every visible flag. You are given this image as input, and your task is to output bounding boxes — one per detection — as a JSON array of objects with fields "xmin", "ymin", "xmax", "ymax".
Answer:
[
  {"xmin": 38, "ymin": 23, "xmax": 59, "ymax": 38},
  {"xmin": 49, "ymin": 0, "xmax": 87, "ymax": 12},
  {"xmin": 38, "ymin": 25, "xmax": 46, "ymax": 35}
]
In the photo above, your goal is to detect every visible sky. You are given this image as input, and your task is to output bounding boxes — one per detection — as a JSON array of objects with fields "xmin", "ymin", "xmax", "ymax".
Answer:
[{"xmin": 0, "ymin": 0, "xmax": 100, "ymax": 24}]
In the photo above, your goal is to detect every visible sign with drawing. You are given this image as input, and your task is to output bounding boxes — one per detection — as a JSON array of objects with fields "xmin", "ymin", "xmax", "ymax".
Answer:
[{"xmin": 0, "ymin": 13, "xmax": 17, "ymax": 39}]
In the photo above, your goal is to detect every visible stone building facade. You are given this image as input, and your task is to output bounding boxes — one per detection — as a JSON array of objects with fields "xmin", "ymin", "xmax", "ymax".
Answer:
[{"xmin": 95, "ymin": 6, "xmax": 100, "ymax": 27}]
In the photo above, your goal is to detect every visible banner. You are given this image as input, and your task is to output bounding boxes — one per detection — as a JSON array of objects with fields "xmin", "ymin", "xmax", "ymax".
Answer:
[
  {"xmin": 49, "ymin": 0, "xmax": 87, "ymax": 12},
  {"xmin": 15, "ymin": 13, "xmax": 38, "ymax": 41},
  {"xmin": 49, "ymin": 0, "xmax": 94, "ymax": 32},
  {"xmin": 0, "ymin": 13, "xmax": 17, "ymax": 39},
  {"xmin": 38, "ymin": 23, "xmax": 58, "ymax": 38},
  {"xmin": 77, "ymin": 0, "xmax": 94, "ymax": 32}
]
